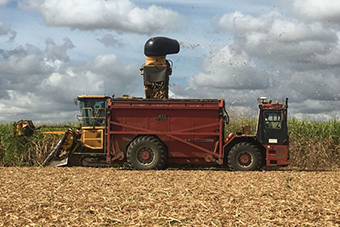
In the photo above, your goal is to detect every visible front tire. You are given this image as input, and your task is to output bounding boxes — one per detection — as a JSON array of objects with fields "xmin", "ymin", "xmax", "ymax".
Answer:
[
  {"xmin": 227, "ymin": 142, "xmax": 262, "ymax": 171},
  {"xmin": 127, "ymin": 136, "xmax": 166, "ymax": 170}
]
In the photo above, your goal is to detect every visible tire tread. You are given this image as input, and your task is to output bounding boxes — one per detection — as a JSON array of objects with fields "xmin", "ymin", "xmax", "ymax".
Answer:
[
  {"xmin": 227, "ymin": 142, "xmax": 262, "ymax": 171},
  {"xmin": 127, "ymin": 136, "xmax": 166, "ymax": 170}
]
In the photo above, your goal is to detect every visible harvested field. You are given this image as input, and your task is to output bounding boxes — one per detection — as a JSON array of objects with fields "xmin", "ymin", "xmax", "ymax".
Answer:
[{"xmin": 0, "ymin": 167, "xmax": 339, "ymax": 226}]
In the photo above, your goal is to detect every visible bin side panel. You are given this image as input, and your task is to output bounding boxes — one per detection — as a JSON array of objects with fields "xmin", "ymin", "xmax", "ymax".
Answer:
[{"xmin": 108, "ymin": 100, "xmax": 222, "ymax": 160}]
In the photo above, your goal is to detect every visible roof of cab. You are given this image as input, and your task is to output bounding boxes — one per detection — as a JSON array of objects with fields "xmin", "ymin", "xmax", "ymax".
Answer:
[{"xmin": 77, "ymin": 95, "xmax": 110, "ymax": 99}]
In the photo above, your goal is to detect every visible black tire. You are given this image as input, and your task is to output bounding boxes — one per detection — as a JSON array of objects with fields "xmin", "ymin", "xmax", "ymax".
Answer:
[
  {"xmin": 227, "ymin": 142, "xmax": 262, "ymax": 171},
  {"xmin": 127, "ymin": 136, "xmax": 167, "ymax": 170}
]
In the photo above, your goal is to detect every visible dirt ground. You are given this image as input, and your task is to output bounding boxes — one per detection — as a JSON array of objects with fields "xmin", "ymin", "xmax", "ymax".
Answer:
[{"xmin": 0, "ymin": 167, "xmax": 339, "ymax": 227}]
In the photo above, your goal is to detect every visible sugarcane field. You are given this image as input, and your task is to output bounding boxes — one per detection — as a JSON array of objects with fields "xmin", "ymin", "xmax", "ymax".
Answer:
[
  {"xmin": 1, "ymin": 118, "xmax": 340, "ymax": 226},
  {"xmin": 0, "ymin": 168, "xmax": 339, "ymax": 226}
]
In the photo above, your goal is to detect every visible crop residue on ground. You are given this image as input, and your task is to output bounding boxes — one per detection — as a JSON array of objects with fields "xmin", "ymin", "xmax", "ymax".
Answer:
[{"xmin": 0, "ymin": 167, "xmax": 339, "ymax": 226}]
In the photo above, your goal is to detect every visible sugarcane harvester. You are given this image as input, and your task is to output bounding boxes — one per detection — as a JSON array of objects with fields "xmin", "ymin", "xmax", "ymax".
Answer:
[{"xmin": 13, "ymin": 37, "xmax": 291, "ymax": 170}]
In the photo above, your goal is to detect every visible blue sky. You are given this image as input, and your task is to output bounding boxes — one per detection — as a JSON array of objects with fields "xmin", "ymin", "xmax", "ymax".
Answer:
[{"xmin": 0, "ymin": 0, "xmax": 340, "ymax": 122}]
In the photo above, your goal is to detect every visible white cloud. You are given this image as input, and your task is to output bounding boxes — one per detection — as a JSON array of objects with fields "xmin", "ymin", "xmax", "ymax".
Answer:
[
  {"xmin": 170, "ymin": 8, "xmax": 340, "ymax": 120},
  {"xmin": 19, "ymin": 0, "xmax": 180, "ymax": 34},
  {"xmin": 45, "ymin": 37, "xmax": 75, "ymax": 62},
  {"xmin": 293, "ymin": 0, "xmax": 340, "ymax": 23},
  {"xmin": 189, "ymin": 46, "xmax": 270, "ymax": 90},
  {"xmin": 0, "ymin": 0, "xmax": 8, "ymax": 5},
  {"xmin": 0, "ymin": 22, "xmax": 17, "ymax": 41},
  {"xmin": 286, "ymin": 71, "xmax": 340, "ymax": 101},
  {"xmin": 0, "ymin": 44, "xmax": 47, "ymax": 77},
  {"xmin": 218, "ymin": 11, "xmax": 272, "ymax": 33},
  {"xmin": 97, "ymin": 34, "xmax": 123, "ymax": 47},
  {"xmin": 217, "ymin": 11, "xmax": 338, "ymax": 70},
  {"xmin": 0, "ymin": 38, "xmax": 143, "ymax": 122}
]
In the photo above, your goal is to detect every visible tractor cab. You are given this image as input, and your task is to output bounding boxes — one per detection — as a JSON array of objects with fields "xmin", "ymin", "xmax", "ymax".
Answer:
[
  {"xmin": 77, "ymin": 95, "xmax": 109, "ymax": 127},
  {"xmin": 77, "ymin": 95, "xmax": 110, "ymax": 150},
  {"xmin": 256, "ymin": 97, "xmax": 288, "ymax": 145}
]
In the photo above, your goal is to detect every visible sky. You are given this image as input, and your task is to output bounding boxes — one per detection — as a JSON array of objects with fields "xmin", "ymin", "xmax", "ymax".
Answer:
[{"xmin": 0, "ymin": 0, "xmax": 339, "ymax": 123}]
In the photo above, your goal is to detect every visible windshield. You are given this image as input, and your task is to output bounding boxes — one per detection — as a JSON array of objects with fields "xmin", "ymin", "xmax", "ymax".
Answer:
[
  {"xmin": 264, "ymin": 111, "xmax": 282, "ymax": 130},
  {"xmin": 79, "ymin": 99, "xmax": 107, "ymax": 126}
]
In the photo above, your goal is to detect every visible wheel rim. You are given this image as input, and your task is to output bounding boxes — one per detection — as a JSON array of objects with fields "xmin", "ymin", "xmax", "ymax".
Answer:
[
  {"xmin": 237, "ymin": 151, "xmax": 253, "ymax": 167},
  {"xmin": 141, "ymin": 151, "xmax": 150, "ymax": 160},
  {"xmin": 136, "ymin": 146, "xmax": 156, "ymax": 166}
]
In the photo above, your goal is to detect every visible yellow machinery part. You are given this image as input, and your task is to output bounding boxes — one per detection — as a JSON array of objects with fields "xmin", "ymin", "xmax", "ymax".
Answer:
[
  {"xmin": 13, "ymin": 122, "xmax": 23, "ymax": 136},
  {"xmin": 145, "ymin": 56, "xmax": 166, "ymax": 67},
  {"xmin": 81, "ymin": 127, "xmax": 104, "ymax": 150},
  {"xmin": 61, "ymin": 130, "xmax": 76, "ymax": 151},
  {"xmin": 13, "ymin": 120, "xmax": 35, "ymax": 136},
  {"xmin": 38, "ymin": 131, "xmax": 66, "ymax": 135},
  {"xmin": 42, "ymin": 129, "xmax": 80, "ymax": 167}
]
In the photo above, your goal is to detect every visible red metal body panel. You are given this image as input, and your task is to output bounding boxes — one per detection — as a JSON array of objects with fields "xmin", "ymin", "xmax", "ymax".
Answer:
[
  {"xmin": 265, "ymin": 144, "xmax": 291, "ymax": 166},
  {"xmin": 106, "ymin": 99, "xmax": 225, "ymax": 164},
  {"xmin": 260, "ymin": 103, "xmax": 286, "ymax": 110}
]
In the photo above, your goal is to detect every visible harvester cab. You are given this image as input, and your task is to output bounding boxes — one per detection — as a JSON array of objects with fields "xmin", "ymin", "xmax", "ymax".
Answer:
[
  {"xmin": 256, "ymin": 97, "xmax": 289, "ymax": 146},
  {"xmin": 76, "ymin": 95, "xmax": 109, "ymax": 151},
  {"xmin": 77, "ymin": 95, "xmax": 108, "ymax": 127}
]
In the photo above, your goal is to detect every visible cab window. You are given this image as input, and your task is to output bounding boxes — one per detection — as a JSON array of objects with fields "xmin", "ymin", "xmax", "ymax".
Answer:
[
  {"xmin": 80, "ymin": 99, "xmax": 107, "ymax": 126},
  {"xmin": 264, "ymin": 111, "xmax": 282, "ymax": 129}
]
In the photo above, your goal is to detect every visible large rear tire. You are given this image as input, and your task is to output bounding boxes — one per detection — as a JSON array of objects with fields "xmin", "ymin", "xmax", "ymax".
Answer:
[
  {"xmin": 227, "ymin": 142, "xmax": 262, "ymax": 171},
  {"xmin": 127, "ymin": 136, "xmax": 166, "ymax": 170}
]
